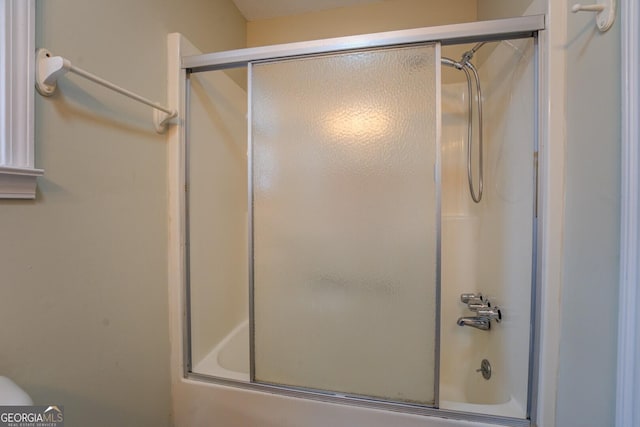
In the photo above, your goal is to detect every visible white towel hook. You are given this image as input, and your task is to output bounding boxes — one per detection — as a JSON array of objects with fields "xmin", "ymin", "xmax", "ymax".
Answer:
[
  {"xmin": 571, "ymin": 0, "xmax": 616, "ymax": 32},
  {"xmin": 35, "ymin": 48, "xmax": 177, "ymax": 133}
]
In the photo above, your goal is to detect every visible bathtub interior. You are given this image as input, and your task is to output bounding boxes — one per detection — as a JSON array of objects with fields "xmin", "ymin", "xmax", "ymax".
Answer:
[
  {"xmin": 193, "ymin": 317, "xmax": 525, "ymax": 418},
  {"xmin": 187, "ymin": 38, "xmax": 535, "ymax": 421},
  {"xmin": 193, "ymin": 320, "xmax": 250, "ymax": 382}
]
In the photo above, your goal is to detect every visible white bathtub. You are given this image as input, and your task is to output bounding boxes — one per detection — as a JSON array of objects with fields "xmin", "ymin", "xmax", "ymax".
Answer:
[
  {"xmin": 192, "ymin": 320, "xmax": 524, "ymax": 419},
  {"xmin": 193, "ymin": 320, "xmax": 250, "ymax": 382},
  {"xmin": 439, "ymin": 384, "xmax": 524, "ymax": 418}
]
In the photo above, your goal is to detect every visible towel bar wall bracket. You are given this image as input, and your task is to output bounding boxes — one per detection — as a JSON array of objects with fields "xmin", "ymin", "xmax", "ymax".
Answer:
[
  {"xmin": 571, "ymin": 0, "xmax": 616, "ymax": 32},
  {"xmin": 35, "ymin": 48, "xmax": 177, "ymax": 134}
]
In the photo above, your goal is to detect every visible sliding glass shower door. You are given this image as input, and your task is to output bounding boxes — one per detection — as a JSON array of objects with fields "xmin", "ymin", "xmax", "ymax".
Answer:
[{"xmin": 250, "ymin": 43, "xmax": 441, "ymax": 405}]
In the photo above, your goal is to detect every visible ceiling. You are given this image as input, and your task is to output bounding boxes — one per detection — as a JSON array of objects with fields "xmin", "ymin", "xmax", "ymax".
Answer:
[{"xmin": 232, "ymin": 0, "xmax": 383, "ymax": 21}]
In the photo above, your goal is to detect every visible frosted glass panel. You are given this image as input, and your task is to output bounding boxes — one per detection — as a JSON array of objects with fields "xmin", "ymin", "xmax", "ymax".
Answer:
[
  {"xmin": 187, "ymin": 69, "xmax": 249, "ymax": 377},
  {"xmin": 252, "ymin": 44, "xmax": 440, "ymax": 405}
]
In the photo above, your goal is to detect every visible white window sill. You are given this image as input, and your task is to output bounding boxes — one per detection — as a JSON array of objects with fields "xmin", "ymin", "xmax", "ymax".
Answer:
[{"xmin": 0, "ymin": 166, "xmax": 44, "ymax": 199}]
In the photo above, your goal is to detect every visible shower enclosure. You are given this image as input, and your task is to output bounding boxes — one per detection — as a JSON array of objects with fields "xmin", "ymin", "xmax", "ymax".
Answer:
[{"xmin": 181, "ymin": 15, "xmax": 542, "ymax": 427}]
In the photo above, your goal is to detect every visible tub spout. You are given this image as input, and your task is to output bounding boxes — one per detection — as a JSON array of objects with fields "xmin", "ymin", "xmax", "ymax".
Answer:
[{"xmin": 457, "ymin": 316, "xmax": 491, "ymax": 330}]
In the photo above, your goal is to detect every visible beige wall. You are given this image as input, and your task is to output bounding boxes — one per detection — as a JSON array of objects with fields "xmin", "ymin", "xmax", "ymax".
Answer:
[
  {"xmin": 476, "ymin": 0, "xmax": 542, "ymax": 21},
  {"xmin": 556, "ymin": 3, "xmax": 620, "ymax": 427},
  {"xmin": 247, "ymin": 0, "xmax": 477, "ymax": 46},
  {"xmin": 0, "ymin": 1, "xmax": 245, "ymax": 426},
  {"xmin": 247, "ymin": 0, "xmax": 477, "ymax": 84}
]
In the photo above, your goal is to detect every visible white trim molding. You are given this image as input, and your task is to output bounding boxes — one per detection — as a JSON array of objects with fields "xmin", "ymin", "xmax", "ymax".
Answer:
[
  {"xmin": 0, "ymin": 0, "xmax": 43, "ymax": 199},
  {"xmin": 0, "ymin": 166, "xmax": 43, "ymax": 198},
  {"xmin": 534, "ymin": 2, "xmax": 568, "ymax": 426},
  {"xmin": 617, "ymin": 0, "xmax": 640, "ymax": 426}
]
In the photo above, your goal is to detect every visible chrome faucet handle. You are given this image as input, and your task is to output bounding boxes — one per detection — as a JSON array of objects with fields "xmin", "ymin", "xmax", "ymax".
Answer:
[
  {"xmin": 467, "ymin": 299, "xmax": 491, "ymax": 311},
  {"xmin": 476, "ymin": 306, "xmax": 502, "ymax": 323},
  {"xmin": 461, "ymin": 293, "xmax": 490, "ymax": 311},
  {"xmin": 460, "ymin": 293, "xmax": 483, "ymax": 304}
]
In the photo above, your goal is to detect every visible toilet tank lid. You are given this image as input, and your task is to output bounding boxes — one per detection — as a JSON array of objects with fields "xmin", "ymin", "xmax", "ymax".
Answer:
[{"xmin": 0, "ymin": 376, "xmax": 33, "ymax": 406}]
